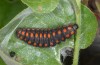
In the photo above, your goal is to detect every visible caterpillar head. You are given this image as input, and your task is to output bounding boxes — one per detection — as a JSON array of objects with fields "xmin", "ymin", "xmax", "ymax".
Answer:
[{"xmin": 73, "ymin": 24, "xmax": 78, "ymax": 30}]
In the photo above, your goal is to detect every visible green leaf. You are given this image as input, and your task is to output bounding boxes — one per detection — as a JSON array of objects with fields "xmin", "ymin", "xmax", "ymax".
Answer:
[
  {"xmin": 0, "ymin": 57, "xmax": 6, "ymax": 65},
  {"xmin": 0, "ymin": 0, "xmax": 75, "ymax": 65},
  {"xmin": 21, "ymin": 0, "xmax": 59, "ymax": 13},
  {"xmin": 0, "ymin": 0, "xmax": 97, "ymax": 65},
  {"xmin": 80, "ymin": 5, "xmax": 98, "ymax": 49},
  {"xmin": 0, "ymin": 8, "xmax": 33, "ymax": 65},
  {"xmin": 0, "ymin": 0, "xmax": 26, "ymax": 28}
]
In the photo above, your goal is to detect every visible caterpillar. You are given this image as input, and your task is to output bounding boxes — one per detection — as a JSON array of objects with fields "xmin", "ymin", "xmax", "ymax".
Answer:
[{"xmin": 16, "ymin": 24, "xmax": 78, "ymax": 47}]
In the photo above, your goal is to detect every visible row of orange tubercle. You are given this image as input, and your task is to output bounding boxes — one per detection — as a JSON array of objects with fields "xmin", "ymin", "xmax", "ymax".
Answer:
[{"xmin": 16, "ymin": 24, "xmax": 78, "ymax": 47}]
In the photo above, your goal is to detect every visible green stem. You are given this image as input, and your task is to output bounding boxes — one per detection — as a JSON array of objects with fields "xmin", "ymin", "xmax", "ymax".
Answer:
[
  {"xmin": 76, "ymin": 0, "xmax": 81, "ymax": 8},
  {"xmin": 71, "ymin": 0, "xmax": 81, "ymax": 65},
  {"xmin": 72, "ymin": 14, "xmax": 81, "ymax": 65},
  {"xmin": 72, "ymin": 40, "xmax": 80, "ymax": 65}
]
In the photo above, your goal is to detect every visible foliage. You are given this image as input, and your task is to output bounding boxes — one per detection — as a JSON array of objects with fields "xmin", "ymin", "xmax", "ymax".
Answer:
[{"xmin": 0, "ymin": 0, "xmax": 98, "ymax": 65}]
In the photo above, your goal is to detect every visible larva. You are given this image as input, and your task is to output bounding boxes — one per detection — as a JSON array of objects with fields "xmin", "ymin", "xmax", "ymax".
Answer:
[{"xmin": 16, "ymin": 24, "xmax": 78, "ymax": 47}]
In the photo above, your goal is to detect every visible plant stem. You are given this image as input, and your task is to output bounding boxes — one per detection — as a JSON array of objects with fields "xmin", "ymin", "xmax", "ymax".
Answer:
[
  {"xmin": 71, "ymin": 0, "xmax": 81, "ymax": 65},
  {"xmin": 72, "ymin": 41, "xmax": 80, "ymax": 65},
  {"xmin": 72, "ymin": 14, "xmax": 81, "ymax": 65},
  {"xmin": 76, "ymin": 0, "xmax": 81, "ymax": 8}
]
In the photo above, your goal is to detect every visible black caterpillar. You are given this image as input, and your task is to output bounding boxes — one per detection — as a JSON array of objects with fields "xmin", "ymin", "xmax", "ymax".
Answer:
[{"xmin": 16, "ymin": 24, "xmax": 78, "ymax": 47}]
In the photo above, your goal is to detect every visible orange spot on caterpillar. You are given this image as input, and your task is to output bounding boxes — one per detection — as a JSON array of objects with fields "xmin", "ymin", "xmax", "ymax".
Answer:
[
  {"xmin": 58, "ymin": 30, "xmax": 61, "ymax": 34},
  {"xmin": 68, "ymin": 27, "xmax": 72, "ymax": 30},
  {"xmin": 66, "ymin": 34, "xmax": 70, "ymax": 38},
  {"xmin": 28, "ymin": 41, "xmax": 31, "ymax": 44},
  {"xmin": 30, "ymin": 33, "xmax": 34, "ymax": 37},
  {"xmin": 26, "ymin": 32, "xmax": 29, "ymax": 37},
  {"xmin": 22, "ymin": 31, "xmax": 25, "ymax": 35},
  {"xmin": 62, "ymin": 37, "xmax": 65, "ymax": 41},
  {"xmin": 71, "ymin": 31, "xmax": 74, "ymax": 35},
  {"xmin": 50, "ymin": 42, "xmax": 54, "ymax": 46},
  {"xmin": 33, "ymin": 42, "xmax": 37, "ymax": 46},
  {"xmin": 48, "ymin": 33, "xmax": 51, "ymax": 38},
  {"xmin": 39, "ymin": 43, "xmax": 42, "ymax": 47},
  {"xmin": 56, "ymin": 40, "xmax": 59, "ymax": 43},
  {"xmin": 63, "ymin": 28, "xmax": 67, "ymax": 33},
  {"xmin": 20, "ymin": 36, "xmax": 23, "ymax": 40},
  {"xmin": 35, "ymin": 33, "xmax": 38, "ymax": 38},
  {"xmin": 53, "ymin": 32, "xmax": 56, "ymax": 36},
  {"xmin": 44, "ymin": 44, "xmax": 48, "ymax": 47},
  {"xmin": 40, "ymin": 33, "xmax": 42, "ymax": 38},
  {"xmin": 44, "ymin": 34, "xmax": 46, "ymax": 38}
]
